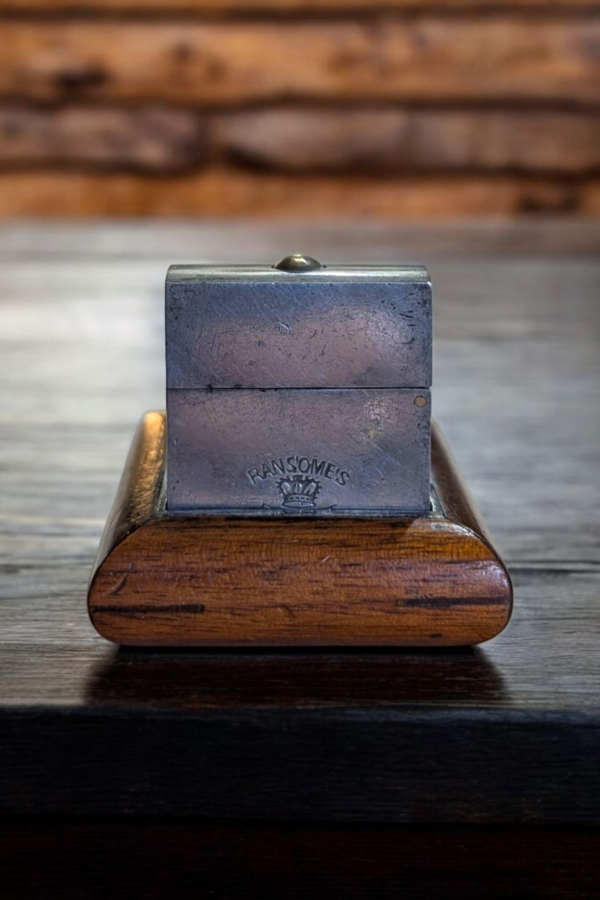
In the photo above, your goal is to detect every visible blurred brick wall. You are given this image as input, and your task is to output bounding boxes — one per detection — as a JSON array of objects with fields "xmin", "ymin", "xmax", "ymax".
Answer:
[{"xmin": 0, "ymin": 0, "xmax": 599, "ymax": 217}]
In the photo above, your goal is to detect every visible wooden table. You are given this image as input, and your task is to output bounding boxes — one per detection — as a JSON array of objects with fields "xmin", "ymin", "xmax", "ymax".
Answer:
[{"xmin": 1, "ymin": 220, "xmax": 599, "ymax": 898}]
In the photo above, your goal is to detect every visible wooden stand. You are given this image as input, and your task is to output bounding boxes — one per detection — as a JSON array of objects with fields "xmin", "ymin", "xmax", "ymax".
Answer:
[{"xmin": 88, "ymin": 412, "xmax": 512, "ymax": 646}]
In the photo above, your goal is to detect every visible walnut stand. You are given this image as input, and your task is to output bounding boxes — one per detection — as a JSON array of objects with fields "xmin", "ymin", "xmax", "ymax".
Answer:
[{"xmin": 88, "ymin": 412, "xmax": 512, "ymax": 646}]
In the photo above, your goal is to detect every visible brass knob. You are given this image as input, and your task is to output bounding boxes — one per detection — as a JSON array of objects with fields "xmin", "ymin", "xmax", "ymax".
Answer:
[{"xmin": 274, "ymin": 254, "xmax": 323, "ymax": 273}]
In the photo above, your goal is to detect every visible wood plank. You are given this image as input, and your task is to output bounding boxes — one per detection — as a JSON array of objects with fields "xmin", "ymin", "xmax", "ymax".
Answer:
[
  {"xmin": 2, "ymin": 219, "xmax": 599, "ymax": 259},
  {"xmin": 1, "ymin": 0, "xmax": 598, "ymax": 9},
  {"xmin": 0, "ymin": 18, "xmax": 598, "ymax": 104},
  {"xmin": 581, "ymin": 180, "xmax": 600, "ymax": 212},
  {"xmin": 2, "ymin": 662, "xmax": 599, "ymax": 818},
  {"xmin": 0, "ymin": 104, "xmax": 206, "ymax": 172},
  {"xmin": 216, "ymin": 107, "xmax": 600, "ymax": 174},
  {"xmin": 0, "ymin": 169, "xmax": 591, "ymax": 216},
  {"xmin": 3, "ymin": 106, "xmax": 600, "ymax": 174}
]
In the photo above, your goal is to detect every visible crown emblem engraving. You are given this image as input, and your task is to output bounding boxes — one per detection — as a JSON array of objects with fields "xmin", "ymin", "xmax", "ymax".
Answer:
[
  {"xmin": 245, "ymin": 454, "xmax": 351, "ymax": 511},
  {"xmin": 277, "ymin": 475, "xmax": 321, "ymax": 510}
]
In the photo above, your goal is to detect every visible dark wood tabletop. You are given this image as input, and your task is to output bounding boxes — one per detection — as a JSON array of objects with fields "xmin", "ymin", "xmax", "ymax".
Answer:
[{"xmin": 1, "ymin": 219, "xmax": 599, "ymax": 897}]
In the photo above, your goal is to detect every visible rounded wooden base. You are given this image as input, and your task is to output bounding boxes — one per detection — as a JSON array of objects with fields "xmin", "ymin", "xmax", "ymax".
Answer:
[{"xmin": 88, "ymin": 412, "xmax": 512, "ymax": 646}]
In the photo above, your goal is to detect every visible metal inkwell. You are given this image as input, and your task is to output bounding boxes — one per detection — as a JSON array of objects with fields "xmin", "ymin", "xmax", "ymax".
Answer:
[
  {"xmin": 90, "ymin": 252, "xmax": 512, "ymax": 647},
  {"xmin": 166, "ymin": 253, "xmax": 432, "ymax": 516}
]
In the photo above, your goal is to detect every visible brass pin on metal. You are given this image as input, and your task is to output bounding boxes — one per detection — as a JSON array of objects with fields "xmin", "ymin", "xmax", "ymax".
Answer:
[{"xmin": 274, "ymin": 254, "xmax": 324, "ymax": 273}]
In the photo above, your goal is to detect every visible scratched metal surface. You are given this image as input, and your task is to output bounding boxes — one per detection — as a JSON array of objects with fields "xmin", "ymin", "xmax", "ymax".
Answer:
[
  {"xmin": 166, "ymin": 272, "xmax": 432, "ymax": 390},
  {"xmin": 167, "ymin": 387, "xmax": 431, "ymax": 513}
]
